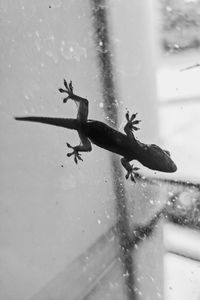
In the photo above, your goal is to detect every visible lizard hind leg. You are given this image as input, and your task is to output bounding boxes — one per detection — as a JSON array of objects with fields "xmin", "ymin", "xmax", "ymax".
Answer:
[
  {"xmin": 66, "ymin": 131, "xmax": 92, "ymax": 164},
  {"xmin": 76, "ymin": 97, "xmax": 88, "ymax": 122},
  {"xmin": 59, "ymin": 79, "xmax": 74, "ymax": 103},
  {"xmin": 66, "ymin": 143, "xmax": 83, "ymax": 164},
  {"xmin": 59, "ymin": 79, "xmax": 89, "ymax": 122}
]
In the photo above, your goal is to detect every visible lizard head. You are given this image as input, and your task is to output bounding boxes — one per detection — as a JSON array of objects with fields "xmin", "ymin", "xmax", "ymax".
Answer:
[{"xmin": 143, "ymin": 144, "xmax": 177, "ymax": 173}]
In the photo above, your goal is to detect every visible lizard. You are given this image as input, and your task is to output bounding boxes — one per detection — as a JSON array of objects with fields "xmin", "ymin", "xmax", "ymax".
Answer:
[{"xmin": 15, "ymin": 79, "xmax": 177, "ymax": 182}]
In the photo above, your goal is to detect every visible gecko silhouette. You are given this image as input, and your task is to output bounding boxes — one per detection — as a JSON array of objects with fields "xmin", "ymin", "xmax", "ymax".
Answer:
[{"xmin": 15, "ymin": 80, "xmax": 177, "ymax": 181}]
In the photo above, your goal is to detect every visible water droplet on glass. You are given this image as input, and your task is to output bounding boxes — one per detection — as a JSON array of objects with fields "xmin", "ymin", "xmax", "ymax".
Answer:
[{"xmin": 99, "ymin": 102, "xmax": 104, "ymax": 108}]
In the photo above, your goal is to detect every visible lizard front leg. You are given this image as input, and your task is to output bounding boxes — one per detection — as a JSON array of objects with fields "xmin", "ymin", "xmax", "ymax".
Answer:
[
  {"xmin": 121, "ymin": 157, "xmax": 139, "ymax": 182},
  {"xmin": 124, "ymin": 110, "xmax": 141, "ymax": 139},
  {"xmin": 122, "ymin": 111, "xmax": 141, "ymax": 181}
]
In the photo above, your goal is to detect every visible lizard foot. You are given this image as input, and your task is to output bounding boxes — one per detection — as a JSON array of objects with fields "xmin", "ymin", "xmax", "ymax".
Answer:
[
  {"xmin": 125, "ymin": 110, "xmax": 141, "ymax": 132},
  {"xmin": 59, "ymin": 79, "xmax": 74, "ymax": 103},
  {"xmin": 125, "ymin": 166, "xmax": 140, "ymax": 182},
  {"xmin": 66, "ymin": 143, "xmax": 83, "ymax": 164}
]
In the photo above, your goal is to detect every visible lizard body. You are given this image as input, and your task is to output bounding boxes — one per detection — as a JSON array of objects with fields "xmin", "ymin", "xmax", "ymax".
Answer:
[{"xmin": 15, "ymin": 80, "xmax": 177, "ymax": 181}]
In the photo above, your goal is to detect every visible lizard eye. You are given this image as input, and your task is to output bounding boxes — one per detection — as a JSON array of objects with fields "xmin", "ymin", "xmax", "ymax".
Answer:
[{"xmin": 164, "ymin": 149, "xmax": 171, "ymax": 157}]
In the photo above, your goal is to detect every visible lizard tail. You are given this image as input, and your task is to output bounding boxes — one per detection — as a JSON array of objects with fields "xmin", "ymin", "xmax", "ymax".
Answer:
[{"xmin": 14, "ymin": 116, "xmax": 78, "ymax": 130}]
